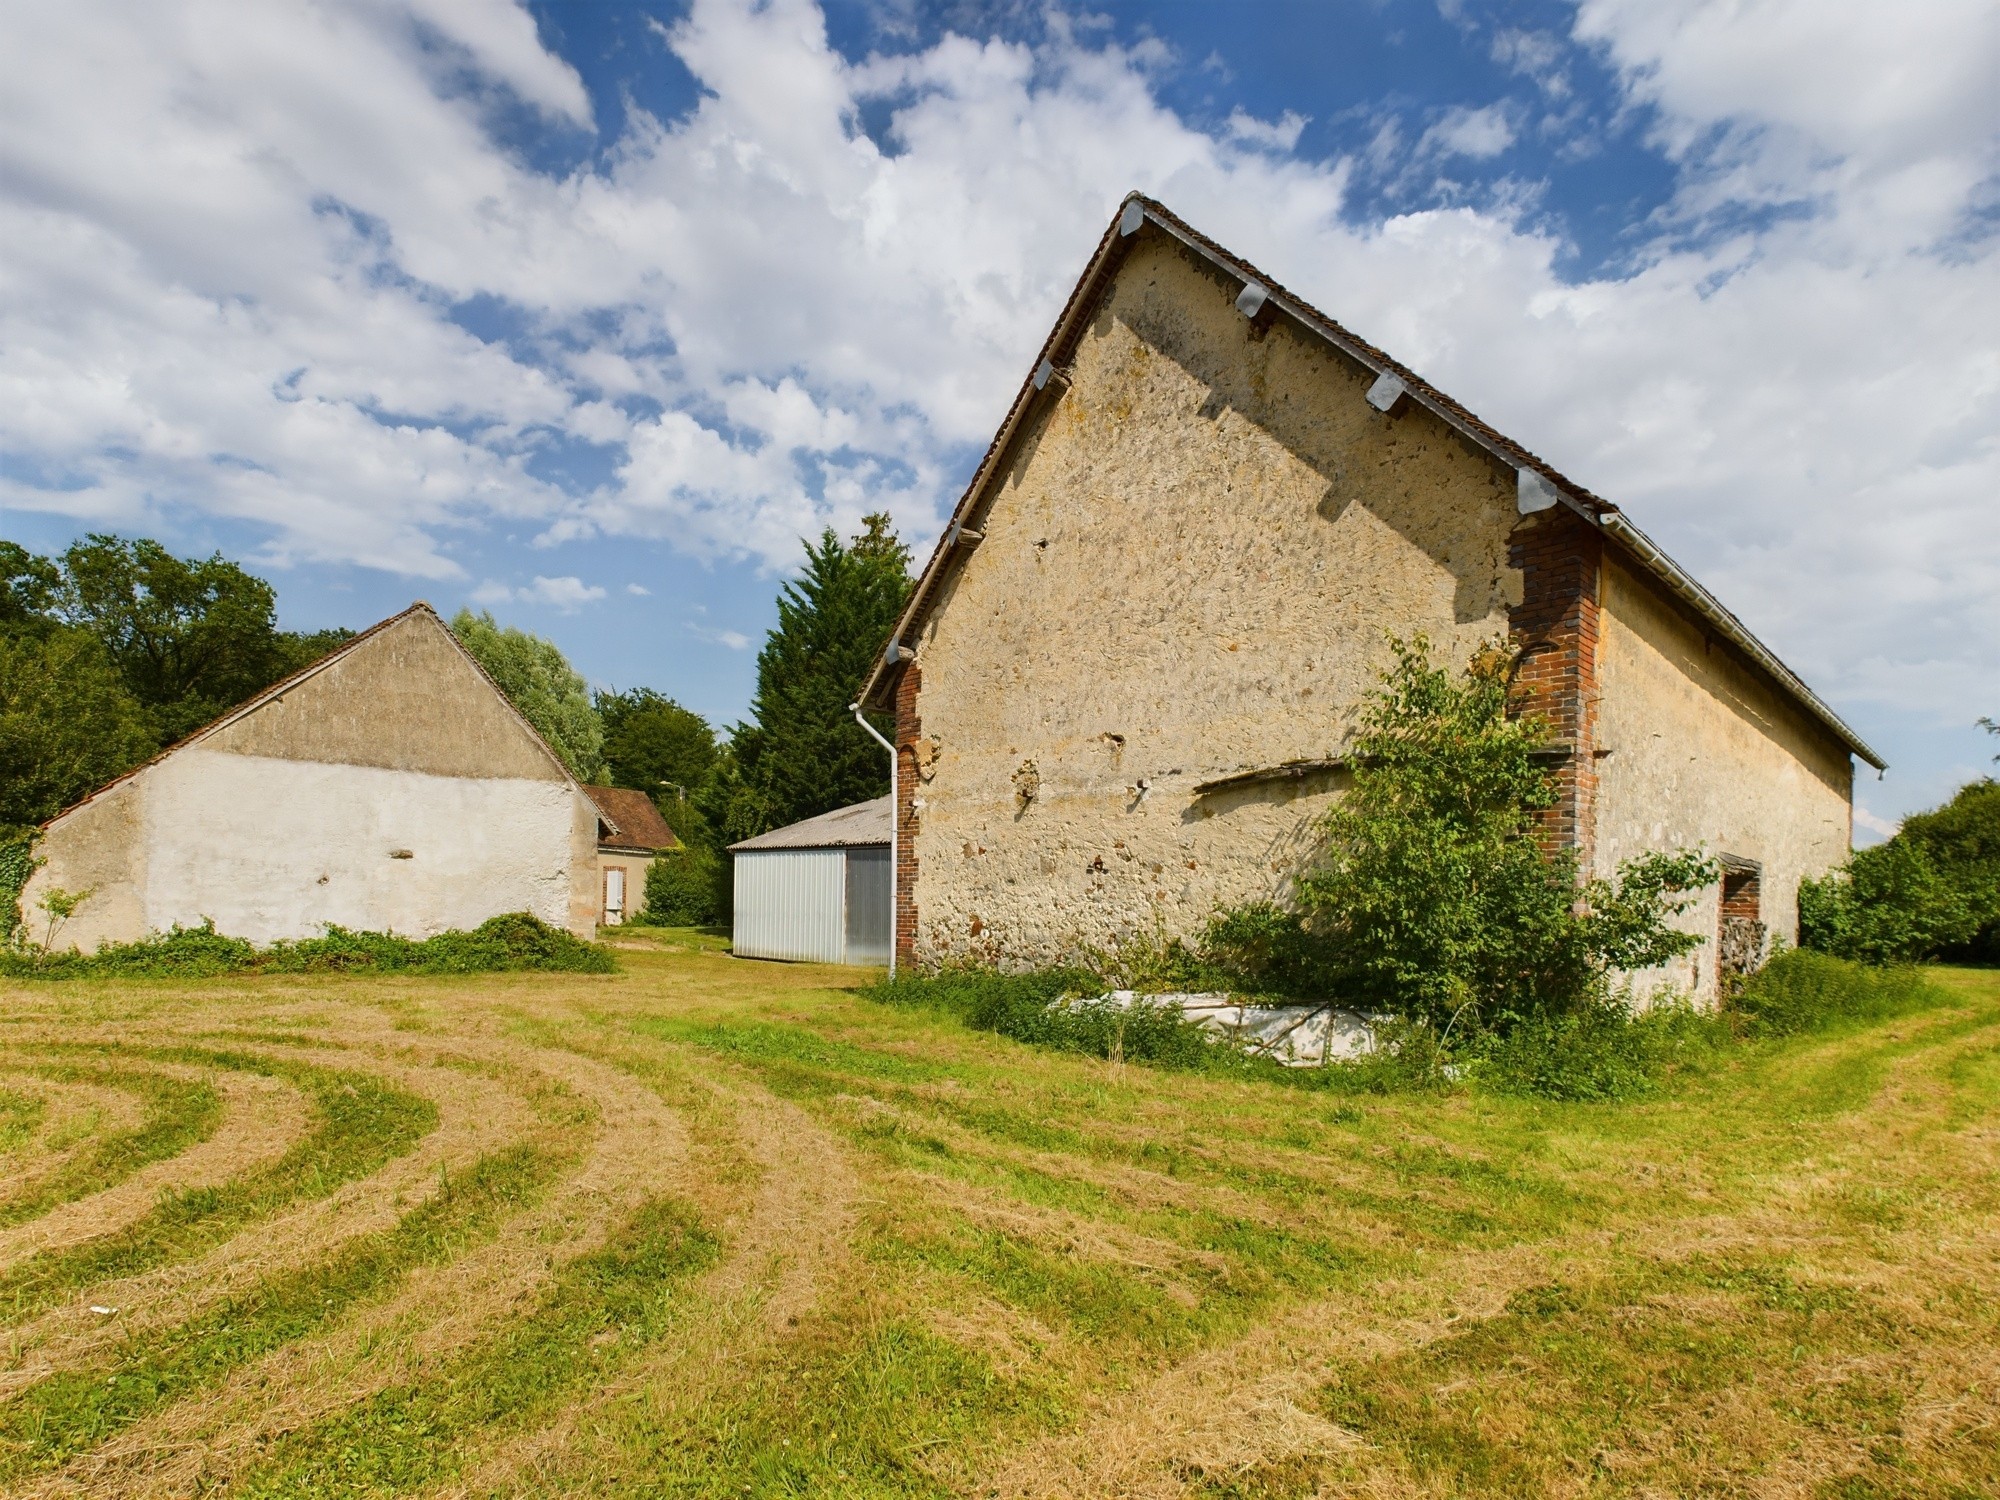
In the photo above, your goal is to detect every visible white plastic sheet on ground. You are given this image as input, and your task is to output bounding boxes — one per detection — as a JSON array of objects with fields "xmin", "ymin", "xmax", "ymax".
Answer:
[{"xmin": 1096, "ymin": 991, "xmax": 1384, "ymax": 1067}]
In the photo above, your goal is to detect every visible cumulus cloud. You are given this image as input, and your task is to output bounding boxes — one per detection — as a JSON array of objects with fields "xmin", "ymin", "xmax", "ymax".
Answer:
[
  {"xmin": 472, "ymin": 575, "xmax": 608, "ymax": 610},
  {"xmin": 2, "ymin": 0, "xmax": 1996, "ymax": 744},
  {"xmin": 1419, "ymin": 104, "xmax": 1516, "ymax": 161},
  {"xmin": 1226, "ymin": 108, "xmax": 1308, "ymax": 152},
  {"xmin": 1853, "ymin": 804, "xmax": 1903, "ymax": 840},
  {"xmin": 688, "ymin": 623, "xmax": 753, "ymax": 651}
]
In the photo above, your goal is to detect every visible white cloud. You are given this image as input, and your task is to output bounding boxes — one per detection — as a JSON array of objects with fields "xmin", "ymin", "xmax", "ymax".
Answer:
[
  {"xmin": 1419, "ymin": 104, "xmax": 1516, "ymax": 161},
  {"xmin": 1, "ymin": 0, "xmax": 1996, "ymax": 742},
  {"xmin": 1491, "ymin": 29, "xmax": 1570, "ymax": 99},
  {"xmin": 689, "ymin": 623, "xmax": 753, "ymax": 651},
  {"xmin": 1225, "ymin": 108, "xmax": 1308, "ymax": 152},
  {"xmin": 1853, "ymin": 803, "xmax": 1903, "ymax": 840},
  {"xmin": 471, "ymin": 575, "xmax": 607, "ymax": 610},
  {"xmin": 625, "ymin": 582, "xmax": 651, "ymax": 596}
]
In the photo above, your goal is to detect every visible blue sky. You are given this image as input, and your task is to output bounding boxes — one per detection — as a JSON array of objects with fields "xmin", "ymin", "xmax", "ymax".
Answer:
[{"xmin": 3, "ymin": 0, "xmax": 1996, "ymax": 835}]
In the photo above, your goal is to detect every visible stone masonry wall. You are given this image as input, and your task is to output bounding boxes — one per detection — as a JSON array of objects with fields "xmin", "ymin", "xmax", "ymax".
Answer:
[{"xmin": 895, "ymin": 230, "xmax": 1530, "ymax": 969}]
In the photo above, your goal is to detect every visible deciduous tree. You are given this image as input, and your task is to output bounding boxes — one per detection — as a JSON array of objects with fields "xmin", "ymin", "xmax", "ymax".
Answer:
[{"xmin": 450, "ymin": 609, "xmax": 604, "ymax": 781}]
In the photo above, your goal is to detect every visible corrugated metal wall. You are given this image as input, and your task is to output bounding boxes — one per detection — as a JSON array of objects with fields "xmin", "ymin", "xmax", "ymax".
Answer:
[
  {"xmin": 732, "ymin": 849, "xmax": 846, "ymax": 962},
  {"xmin": 732, "ymin": 846, "xmax": 891, "ymax": 965}
]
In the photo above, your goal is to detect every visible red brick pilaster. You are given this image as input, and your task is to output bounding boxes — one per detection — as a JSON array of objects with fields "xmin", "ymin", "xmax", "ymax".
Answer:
[
  {"xmin": 893, "ymin": 663, "xmax": 922, "ymax": 968},
  {"xmin": 1509, "ymin": 512, "xmax": 1602, "ymax": 867}
]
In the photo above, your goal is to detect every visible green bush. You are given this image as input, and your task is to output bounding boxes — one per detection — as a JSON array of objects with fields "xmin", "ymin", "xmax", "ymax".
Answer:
[
  {"xmin": 0, "ymin": 838, "xmax": 32, "ymax": 945},
  {"xmin": 1799, "ymin": 840, "xmax": 1979, "ymax": 964},
  {"xmin": 1317, "ymin": 1016, "xmax": 1458, "ymax": 1096},
  {"xmin": 0, "ymin": 912, "xmax": 614, "ymax": 981},
  {"xmin": 1730, "ymin": 948, "xmax": 1944, "ymax": 1037},
  {"xmin": 1204, "ymin": 638, "xmax": 1716, "ymax": 1027},
  {"xmin": 1800, "ymin": 779, "xmax": 1999, "ymax": 965},
  {"xmin": 644, "ymin": 849, "xmax": 723, "ymax": 926}
]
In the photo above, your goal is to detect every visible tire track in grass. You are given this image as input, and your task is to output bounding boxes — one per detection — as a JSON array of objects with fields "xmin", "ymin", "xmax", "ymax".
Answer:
[
  {"xmin": 223, "ymin": 1198, "xmax": 718, "ymax": 1500},
  {"xmin": 0, "ymin": 1068, "xmax": 307, "ymax": 1275},
  {"xmin": 0, "ymin": 1051, "xmax": 434, "ymax": 1328}
]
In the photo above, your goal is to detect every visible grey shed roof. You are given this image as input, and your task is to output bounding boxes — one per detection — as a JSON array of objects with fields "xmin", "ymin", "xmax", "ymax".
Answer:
[{"xmin": 729, "ymin": 796, "xmax": 892, "ymax": 852}]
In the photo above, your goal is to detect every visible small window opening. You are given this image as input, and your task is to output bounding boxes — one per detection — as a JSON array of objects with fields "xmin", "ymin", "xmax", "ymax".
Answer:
[{"xmin": 1718, "ymin": 857, "xmax": 1765, "ymax": 989}]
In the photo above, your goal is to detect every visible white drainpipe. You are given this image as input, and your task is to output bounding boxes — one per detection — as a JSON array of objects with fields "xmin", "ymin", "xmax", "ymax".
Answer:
[{"xmin": 850, "ymin": 702, "xmax": 897, "ymax": 980}]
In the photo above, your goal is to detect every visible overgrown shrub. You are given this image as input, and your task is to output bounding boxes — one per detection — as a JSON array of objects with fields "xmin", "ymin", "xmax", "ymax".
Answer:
[
  {"xmin": 1317, "ymin": 1016, "xmax": 1457, "ymax": 1095},
  {"xmin": 1204, "ymin": 638, "xmax": 1717, "ymax": 1027},
  {"xmin": 1730, "ymin": 947, "xmax": 1944, "ymax": 1037},
  {"xmin": 1801, "ymin": 780, "xmax": 1999, "ymax": 965},
  {"xmin": 644, "ymin": 848, "xmax": 723, "ymax": 926},
  {"xmin": 0, "ymin": 912, "xmax": 614, "ymax": 980},
  {"xmin": 0, "ymin": 838, "xmax": 32, "ymax": 945}
]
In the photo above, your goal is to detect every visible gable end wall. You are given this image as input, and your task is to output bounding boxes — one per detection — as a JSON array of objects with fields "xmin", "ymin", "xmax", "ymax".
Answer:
[{"xmin": 893, "ymin": 232, "xmax": 1531, "ymax": 968}]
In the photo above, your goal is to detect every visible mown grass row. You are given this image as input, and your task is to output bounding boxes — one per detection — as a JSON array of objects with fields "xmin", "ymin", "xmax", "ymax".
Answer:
[
  {"xmin": 0, "ymin": 1142, "xmax": 562, "ymax": 1479},
  {"xmin": 0, "ymin": 1063, "xmax": 221, "ymax": 1227},
  {"xmin": 589, "ymin": 956, "xmax": 2000, "ymax": 1498},
  {"xmin": 0, "ymin": 1050, "xmax": 435, "ymax": 1324},
  {"xmin": 0, "ymin": 951, "xmax": 1993, "ymax": 1497},
  {"xmin": 232, "ymin": 1197, "xmax": 717, "ymax": 1498}
]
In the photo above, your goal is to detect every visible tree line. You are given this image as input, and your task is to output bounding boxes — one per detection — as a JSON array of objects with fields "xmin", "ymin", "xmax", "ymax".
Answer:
[
  {"xmin": 2, "ymin": 536, "xmax": 353, "ymax": 839},
  {"xmin": 2, "ymin": 517, "xmax": 912, "ymax": 927}
]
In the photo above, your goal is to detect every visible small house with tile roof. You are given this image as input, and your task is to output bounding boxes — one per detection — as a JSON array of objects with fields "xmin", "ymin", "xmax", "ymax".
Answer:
[
  {"xmin": 582, "ymin": 784, "xmax": 683, "ymax": 926},
  {"xmin": 858, "ymin": 194, "xmax": 1882, "ymax": 1004},
  {"xmin": 21, "ymin": 603, "xmax": 605, "ymax": 948}
]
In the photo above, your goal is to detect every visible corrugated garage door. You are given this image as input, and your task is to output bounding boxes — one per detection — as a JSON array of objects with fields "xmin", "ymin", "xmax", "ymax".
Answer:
[
  {"xmin": 732, "ymin": 848, "xmax": 846, "ymax": 963},
  {"xmin": 843, "ymin": 847, "xmax": 891, "ymax": 966}
]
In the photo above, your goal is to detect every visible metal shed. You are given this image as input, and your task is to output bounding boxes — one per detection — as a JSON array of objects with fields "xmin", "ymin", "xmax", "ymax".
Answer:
[{"xmin": 729, "ymin": 796, "xmax": 891, "ymax": 965}]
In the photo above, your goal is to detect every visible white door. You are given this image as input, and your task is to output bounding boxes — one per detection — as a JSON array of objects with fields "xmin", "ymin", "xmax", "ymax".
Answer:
[{"xmin": 604, "ymin": 866, "xmax": 626, "ymax": 924}]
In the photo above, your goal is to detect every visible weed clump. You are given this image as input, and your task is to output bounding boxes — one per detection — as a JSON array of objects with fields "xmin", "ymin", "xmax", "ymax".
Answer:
[
  {"xmin": 1729, "ymin": 948, "xmax": 1945, "ymax": 1037},
  {"xmin": 1467, "ymin": 999, "xmax": 1730, "ymax": 1101},
  {"xmin": 2, "ymin": 912, "xmax": 614, "ymax": 980}
]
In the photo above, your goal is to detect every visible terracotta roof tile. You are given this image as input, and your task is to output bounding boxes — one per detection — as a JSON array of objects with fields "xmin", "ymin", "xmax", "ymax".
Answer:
[{"xmin": 584, "ymin": 785, "xmax": 683, "ymax": 851}]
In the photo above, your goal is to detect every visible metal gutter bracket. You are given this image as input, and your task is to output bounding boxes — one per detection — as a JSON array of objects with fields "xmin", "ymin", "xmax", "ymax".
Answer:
[
  {"xmin": 1365, "ymin": 372, "xmax": 1406, "ymax": 413},
  {"xmin": 1517, "ymin": 468, "xmax": 1560, "ymax": 515},
  {"xmin": 1235, "ymin": 282, "xmax": 1268, "ymax": 319}
]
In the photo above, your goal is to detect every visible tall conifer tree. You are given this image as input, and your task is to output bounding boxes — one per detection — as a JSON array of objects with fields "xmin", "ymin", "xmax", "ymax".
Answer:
[{"xmin": 717, "ymin": 513, "xmax": 911, "ymax": 842}]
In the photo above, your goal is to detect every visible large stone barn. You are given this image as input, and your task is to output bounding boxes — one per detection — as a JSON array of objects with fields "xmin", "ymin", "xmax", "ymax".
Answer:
[
  {"xmin": 859, "ymin": 194, "xmax": 1883, "ymax": 1004},
  {"xmin": 21, "ymin": 603, "xmax": 603, "ymax": 949}
]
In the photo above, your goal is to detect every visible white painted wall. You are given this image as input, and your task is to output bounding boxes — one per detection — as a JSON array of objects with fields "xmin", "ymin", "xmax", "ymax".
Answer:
[{"xmin": 139, "ymin": 749, "xmax": 580, "ymax": 943}]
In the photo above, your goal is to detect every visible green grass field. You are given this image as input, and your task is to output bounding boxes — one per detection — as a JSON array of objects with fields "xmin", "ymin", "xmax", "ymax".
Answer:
[{"xmin": 1, "ymin": 938, "xmax": 1995, "ymax": 1497}]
